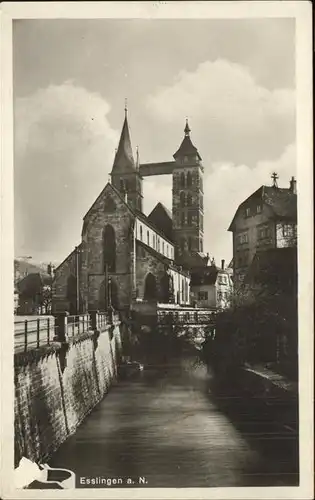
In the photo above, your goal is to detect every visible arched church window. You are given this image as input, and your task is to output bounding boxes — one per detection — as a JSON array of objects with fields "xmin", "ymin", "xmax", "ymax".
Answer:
[
  {"xmin": 139, "ymin": 225, "xmax": 143, "ymax": 241},
  {"xmin": 187, "ymin": 171, "xmax": 192, "ymax": 187},
  {"xmin": 180, "ymin": 172, "xmax": 186, "ymax": 188},
  {"xmin": 103, "ymin": 224, "xmax": 116, "ymax": 272},
  {"xmin": 147, "ymin": 230, "xmax": 150, "ymax": 246},
  {"xmin": 144, "ymin": 273, "xmax": 157, "ymax": 301},
  {"xmin": 180, "ymin": 191, "xmax": 186, "ymax": 207},
  {"xmin": 200, "ymin": 239, "xmax": 203, "ymax": 252},
  {"xmin": 187, "ymin": 193, "xmax": 192, "ymax": 206}
]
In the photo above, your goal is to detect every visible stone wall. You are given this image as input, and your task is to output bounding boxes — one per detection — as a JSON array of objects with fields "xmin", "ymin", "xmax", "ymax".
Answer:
[{"xmin": 14, "ymin": 323, "xmax": 122, "ymax": 466}]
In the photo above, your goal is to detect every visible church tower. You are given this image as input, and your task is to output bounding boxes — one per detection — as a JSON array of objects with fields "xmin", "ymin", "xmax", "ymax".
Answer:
[
  {"xmin": 172, "ymin": 120, "xmax": 204, "ymax": 264},
  {"xmin": 110, "ymin": 106, "xmax": 143, "ymax": 212}
]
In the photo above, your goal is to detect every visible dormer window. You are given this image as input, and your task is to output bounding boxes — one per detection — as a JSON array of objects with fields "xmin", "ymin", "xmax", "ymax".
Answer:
[
  {"xmin": 257, "ymin": 205, "xmax": 262, "ymax": 213},
  {"xmin": 245, "ymin": 207, "xmax": 251, "ymax": 217}
]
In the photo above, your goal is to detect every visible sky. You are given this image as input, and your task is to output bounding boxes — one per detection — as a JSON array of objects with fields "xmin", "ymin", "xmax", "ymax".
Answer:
[{"xmin": 13, "ymin": 18, "xmax": 296, "ymax": 266}]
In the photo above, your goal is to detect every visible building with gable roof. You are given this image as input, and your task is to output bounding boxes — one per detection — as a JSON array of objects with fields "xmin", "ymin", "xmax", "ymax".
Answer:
[{"xmin": 228, "ymin": 174, "xmax": 297, "ymax": 287}]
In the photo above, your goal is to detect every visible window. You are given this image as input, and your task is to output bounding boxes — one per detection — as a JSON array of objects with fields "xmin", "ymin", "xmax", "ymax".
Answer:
[
  {"xmin": 258, "ymin": 225, "xmax": 271, "ymax": 239},
  {"xmin": 180, "ymin": 191, "xmax": 186, "ymax": 207},
  {"xmin": 238, "ymin": 232, "xmax": 248, "ymax": 244},
  {"xmin": 187, "ymin": 213, "xmax": 192, "ymax": 226},
  {"xmin": 120, "ymin": 178, "xmax": 125, "ymax": 192},
  {"xmin": 187, "ymin": 193, "xmax": 192, "ymax": 206},
  {"xmin": 257, "ymin": 204, "xmax": 262, "ymax": 213},
  {"xmin": 181, "ymin": 213, "xmax": 185, "ymax": 226},
  {"xmin": 283, "ymin": 224, "xmax": 293, "ymax": 237},
  {"xmin": 188, "ymin": 237, "xmax": 192, "ymax": 251},
  {"xmin": 139, "ymin": 225, "xmax": 143, "ymax": 241},
  {"xmin": 245, "ymin": 207, "xmax": 251, "ymax": 217},
  {"xmin": 166, "ymin": 245, "xmax": 169, "ymax": 257},
  {"xmin": 153, "ymin": 234, "xmax": 156, "ymax": 249},
  {"xmin": 200, "ymin": 239, "xmax": 203, "ymax": 252},
  {"xmin": 187, "ymin": 171, "xmax": 192, "ymax": 187},
  {"xmin": 198, "ymin": 291, "xmax": 208, "ymax": 301},
  {"xmin": 103, "ymin": 224, "xmax": 116, "ymax": 272},
  {"xmin": 147, "ymin": 230, "xmax": 150, "ymax": 245},
  {"xmin": 162, "ymin": 241, "xmax": 165, "ymax": 254},
  {"xmin": 180, "ymin": 173, "xmax": 185, "ymax": 188}
]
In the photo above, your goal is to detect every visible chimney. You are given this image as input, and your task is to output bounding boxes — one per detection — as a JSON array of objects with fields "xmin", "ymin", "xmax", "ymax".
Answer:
[
  {"xmin": 290, "ymin": 176, "xmax": 297, "ymax": 194},
  {"xmin": 221, "ymin": 259, "xmax": 225, "ymax": 270}
]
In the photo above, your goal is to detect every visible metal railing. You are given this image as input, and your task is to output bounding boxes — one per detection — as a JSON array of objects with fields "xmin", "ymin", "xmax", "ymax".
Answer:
[
  {"xmin": 66, "ymin": 314, "xmax": 91, "ymax": 339},
  {"xmin": 157, "ymin": 310, "xmax": 216, "ymax": 326},
  {"xmin": 14, "ymin": 311, "xmax": 121, "ymax": 353},
  {"xmin": 14, "ymin": 316, "xmax": 56, "ymax": 353}
]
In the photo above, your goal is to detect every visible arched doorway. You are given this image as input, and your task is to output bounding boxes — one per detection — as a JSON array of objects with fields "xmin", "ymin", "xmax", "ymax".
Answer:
[
  {"xmin": 160, "ymin": 273, "xmax": 174, "ymax": 304},
  {"xmin": 144, "ymin": 273, "xmax": 157, "ymax": 301},
  {"xmin": 66, "ymin": 274, "xmax": 77, "ymax": 315}
]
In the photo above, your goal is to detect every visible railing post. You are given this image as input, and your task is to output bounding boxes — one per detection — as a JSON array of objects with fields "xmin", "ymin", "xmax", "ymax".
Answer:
[
  {"xmin": 47, "ymin": 317, "xmax": 50, "ymax": 345},
  {"xmin": 54, "ymin": 312, "xmax": 69, "ymax": 342},
  {"xmin": 36, "ymin": 318, "xmax": 40, "ymax": 348},
  {"xmin": 89, "ymin": 310, "xmax": 98, "ymax": 331},
  {"xmin": 24, "ymin": 320, "xmax": 28, "ymax": 352}
]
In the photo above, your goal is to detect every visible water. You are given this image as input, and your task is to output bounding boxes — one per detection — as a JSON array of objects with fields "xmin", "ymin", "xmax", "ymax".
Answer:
[{"xmin": 50, "ymin": 353, "xmax": 299, "ymax": 488}]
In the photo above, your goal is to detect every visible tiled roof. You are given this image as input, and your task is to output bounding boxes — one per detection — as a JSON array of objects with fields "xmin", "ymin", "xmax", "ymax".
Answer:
[
  {"xmin": 262, "ymin": 186, "xmax": 297, "ymax": 219},
  {"xmin": 173, "ymin": 121, "xmax": 202, "ymax": 161},
  {"xmin": 147, "ymin": 202, "xmax": 174, "ymax": 242},
  {"xmin": 190, "ymin": 266, "xmax": 219, "ymax": 286},
  {"xmin": 136, "ymin": 240, "xmax": 189, "ymax": 276},
  {"xmin": 111, "ymin": 115, "xmax": 136, "ymax": 173},
  {"xmin": 228, "ymin": 185, "xmax": 297, "ymax": 231}
]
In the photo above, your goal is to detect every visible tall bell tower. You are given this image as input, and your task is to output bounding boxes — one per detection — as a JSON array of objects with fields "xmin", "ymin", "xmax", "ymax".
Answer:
[{"xmin": 172, "ymin": 120, "xmax": 204, "ymax": 265}]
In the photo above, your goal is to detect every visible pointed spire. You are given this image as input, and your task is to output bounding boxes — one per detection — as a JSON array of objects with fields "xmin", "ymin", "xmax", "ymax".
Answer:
[
  {"xmin": 184, "ymin": 118, "xmax": 191, "ymax": 136},
  {"xmin": 173, "ymin": 117, "xmax": 202, "ymax": 161},
  {"xmin": 136, "ymin": 146, "xmax": 140, "ymax": 170},
  {"xmin": 111, "ymin": 103, "xmax": 135, "ymax": 173},
  {"xmin": 124, "ymin": 97, "xmax": 128, "ymax": 118}
]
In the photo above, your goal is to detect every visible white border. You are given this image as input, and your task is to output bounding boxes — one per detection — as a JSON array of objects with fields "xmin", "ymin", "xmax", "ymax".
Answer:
[{"xmin": 1, "ymin": 2, "xmax": 313, "ymax": 499}]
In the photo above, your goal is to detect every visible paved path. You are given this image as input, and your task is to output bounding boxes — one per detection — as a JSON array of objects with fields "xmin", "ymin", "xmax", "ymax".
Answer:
[{"xmin": 50, "ymin": 356, "xmax": 298, "ymax": 488}]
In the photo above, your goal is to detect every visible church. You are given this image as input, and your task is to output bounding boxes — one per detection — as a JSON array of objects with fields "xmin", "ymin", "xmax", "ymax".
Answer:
[{"xmin": 52, "ymin": 107, "xmax": 211, "ymax": 316}]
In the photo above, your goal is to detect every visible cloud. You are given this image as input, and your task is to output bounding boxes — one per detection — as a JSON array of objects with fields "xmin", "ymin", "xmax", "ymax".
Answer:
[
  {"xmin": 145, "ymin": 59, "xmax": 295, "ymax": 166},
  {"xmin": 14, "ymin": 82, "xmax": 119, "ymax": 262},
  {"xmin": 142, "ymin": 143, "xmax": 296, "ymax": 264},
  {"xmin": 203, "ymin": 143, "xmax": 296, "ymax": 262}
]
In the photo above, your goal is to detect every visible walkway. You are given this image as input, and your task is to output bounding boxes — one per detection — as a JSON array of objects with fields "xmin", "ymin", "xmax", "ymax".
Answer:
[{"xmin": 50, "ymin": 355, "xmax": 298, "ymax": 488}]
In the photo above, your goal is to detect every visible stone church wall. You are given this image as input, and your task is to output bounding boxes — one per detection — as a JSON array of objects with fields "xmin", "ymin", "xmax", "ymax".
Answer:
[{"xmin": 135, "ymin": 242, "xmax": 168, "ymax": 300}]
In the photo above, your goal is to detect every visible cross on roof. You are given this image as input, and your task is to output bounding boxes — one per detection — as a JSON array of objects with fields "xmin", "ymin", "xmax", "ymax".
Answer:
[{"xmin": 271, "ymin": 172, "xmax": 279, "ymax": 187}]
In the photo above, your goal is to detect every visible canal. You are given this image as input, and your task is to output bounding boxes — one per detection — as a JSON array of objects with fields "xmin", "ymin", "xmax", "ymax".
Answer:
[{"xmin": 50, "ymin": 351, "xmax": 298, "ymax": 488}]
